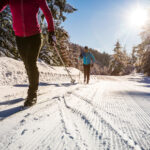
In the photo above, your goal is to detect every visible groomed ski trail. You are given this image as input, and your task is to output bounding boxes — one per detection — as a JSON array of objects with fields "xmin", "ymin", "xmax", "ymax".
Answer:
[{"xmin": 0, "ymin": 75, "xmax": 150, "ymax": 150}]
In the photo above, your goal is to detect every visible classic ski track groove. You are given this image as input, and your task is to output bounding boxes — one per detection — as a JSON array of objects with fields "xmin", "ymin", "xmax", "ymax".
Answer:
[
  {"xmin": 0, "ymin": 83, "xmax": 88, "ymax": 150},
  {"xmin": 62, "ymin": 95, "xmax": 141, "ymax": 150},
  {"xmin": 62, "ymin": 81, "xmax": 150, "ymax": 150},
  {"xmin": 1, "ymin": 76, "xmax": 150, "ymax": 150}
]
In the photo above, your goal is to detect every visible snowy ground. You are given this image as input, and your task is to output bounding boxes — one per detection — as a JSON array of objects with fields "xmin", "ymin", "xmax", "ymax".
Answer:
[{"xmin": 0, "ymin": 57, "xmax": 150, "ymax": 150}]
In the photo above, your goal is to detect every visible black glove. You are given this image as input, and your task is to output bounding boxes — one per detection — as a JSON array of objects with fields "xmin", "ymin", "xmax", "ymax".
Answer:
[
  {"xmin": 48, "ymin": 31, "xmax": 56, "ymax": 46},
  {"xmin": 91, "ymin": 64, "xmax": 94, "ymax": 67},
  {"xmin": 80, "ymin": 53, "xmax": 83, "ymax": 59}
]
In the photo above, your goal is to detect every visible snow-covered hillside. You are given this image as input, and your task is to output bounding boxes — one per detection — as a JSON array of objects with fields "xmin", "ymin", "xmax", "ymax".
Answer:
[
  {"xmin": 0, "ymin": 57, "xmax": 150, "ymax": 150},
  {"xmin": 0, "ymin": 57, "xmax": 81, "ymax": 86}
]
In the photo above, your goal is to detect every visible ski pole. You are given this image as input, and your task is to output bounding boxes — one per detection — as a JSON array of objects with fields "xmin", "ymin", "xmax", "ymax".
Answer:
[{"xmin": 53, "ymin": 44, "xmax": 76, "ymax": 84}]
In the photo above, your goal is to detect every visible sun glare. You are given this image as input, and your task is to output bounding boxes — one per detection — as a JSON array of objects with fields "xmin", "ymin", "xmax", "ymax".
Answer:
[{"xmin": 128, "ymin": 6, "xmax": 148, "ymax": 28}]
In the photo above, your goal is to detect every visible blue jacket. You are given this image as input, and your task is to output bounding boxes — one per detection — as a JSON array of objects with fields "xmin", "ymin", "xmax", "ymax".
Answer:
[{"xmin": 79, "ymin": 52, "xmax": 95, "ymax": 65}]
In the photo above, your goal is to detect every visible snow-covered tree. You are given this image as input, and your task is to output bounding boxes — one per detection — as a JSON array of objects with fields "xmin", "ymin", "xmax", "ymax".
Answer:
[
  {"xmin": 40, "ymin": 26, "xmax": 75, "ymax": 66},
  {"xmin": 133, "ymin": 11, "xmax": 150, "ymax": 75},
  {"xmin": 0, "ymin": 6, "xmax": 19, "ymax": 59},
  {"xmin": 110, "ymin": 41, "xmax": 124, "ymax": 75},
  {"xmin": 0, "ymin": 0, "xmax": 76, "ymax": 67},
  {"xmin": 110, "ymin": 41, "xmax": 132, "ymax": 75},
  {"xmin": 38, "ymin": 0, "xmax": 76, "ymax": 66},
  {"xmin": 47, "ymin": 0, "xmax": 76, "ymax": 22},
  {"xmin": 140, "ymin": 18, "xmax": 150, "ymax": 75},
  {"xmin": 132, "ymin": 43, "xmax": 145, "ymax": 73}
]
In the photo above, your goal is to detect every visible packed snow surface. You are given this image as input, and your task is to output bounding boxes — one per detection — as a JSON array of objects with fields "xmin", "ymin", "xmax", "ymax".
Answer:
[
  {"xmin": 0, "ymin": 57, "xmax": 150, "ymax": 150},
  {"xmin": 0, "ymin": 57, "xmax": 81, "ymax": 86}
]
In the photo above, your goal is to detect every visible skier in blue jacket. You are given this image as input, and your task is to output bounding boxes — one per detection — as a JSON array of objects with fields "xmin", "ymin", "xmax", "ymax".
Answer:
[{"xmin": 79, "ymin": 46, "xmax": 95, "ymax": 84}]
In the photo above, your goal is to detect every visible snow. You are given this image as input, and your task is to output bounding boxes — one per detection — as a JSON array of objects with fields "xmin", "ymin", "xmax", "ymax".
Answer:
[
  {"xmin": 0, "ymin": 57, "xmax": 150, "ymax": 150},
  {"xmin": 53, "ymin": 5, "xmax": 60, "ymax": 15},
  {"xmin": 64, "ymin": 4, "xmax": 76, "ymax": 13},
  {"xmin": 0, "ymin": 57, "xmax": 81, "ymax": 86}
]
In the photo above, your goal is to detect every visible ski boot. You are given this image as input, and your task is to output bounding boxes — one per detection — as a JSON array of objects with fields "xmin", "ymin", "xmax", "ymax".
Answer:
[
  {"xmin": 24, "ymin": 98, "xmax": 37, "ymax": 107},
  {"xmin": 24, "ymin": 92, "xmax": 37, "ymax": 107}
]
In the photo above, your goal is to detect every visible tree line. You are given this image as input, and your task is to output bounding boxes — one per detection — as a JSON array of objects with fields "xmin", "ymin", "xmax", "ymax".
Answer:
[
  {"xmin": 0, "ymin": 0, "xmax": 76, "ymax": 67},
  {"xmin": 131, "ymin": 14, "xmax": 150, "ymax": 76},
  {"xmin": 1, "ymin": 1, "xmax": 150, "ymax": 76},
  {"xmin": 0, "ymin": 1, "xmax": 112, "ymax": 75}
]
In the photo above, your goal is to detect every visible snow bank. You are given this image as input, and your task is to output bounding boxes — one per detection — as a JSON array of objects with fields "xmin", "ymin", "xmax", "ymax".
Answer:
[{"xmin": 0, "ymin": 57, "xmax": 81, "ymax": 86}]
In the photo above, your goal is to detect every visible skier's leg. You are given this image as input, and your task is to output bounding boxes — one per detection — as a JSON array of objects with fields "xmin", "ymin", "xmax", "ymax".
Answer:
[
  {"xmin": 16, "ymin": 34, "xmax": 41, "ymax": 106},
  {"xmin": 87, "ymin": 64, "xmax": 91, "ymax": 84},
  {"xmin": 16, "ymin": 36, "xmax": 27, "ymax": 63},
  {"xmin": 83, "ymin": 64, "xmax": 86, "ymax": 83},
  {"xmin": 85, "ymin": 65, "xmax": 89, "ymax": 84},
  {"xmin": 16, "ymin": 36, "xmax": 31, "ymax": 75},
  {"xmin": 25, "ymin": 34, "xmax": 41, "ymax": 105}
]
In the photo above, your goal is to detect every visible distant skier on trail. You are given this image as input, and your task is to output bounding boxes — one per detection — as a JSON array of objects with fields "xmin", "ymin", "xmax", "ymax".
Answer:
[
  {"xmin": 79, "ymin": 46, "xmax": 95, "ymax": 84},
  {"xmin": 0, "ymin": 0, "xmax": 56, "ymax": 107}
]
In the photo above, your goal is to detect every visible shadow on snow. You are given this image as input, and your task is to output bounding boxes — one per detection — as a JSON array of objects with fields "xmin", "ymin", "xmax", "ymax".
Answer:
[
  {"xmin": 0, "ymin": 82, "xmax": 77, "ymax": 120},
  {"xmin": 0, "ymin": 105, "xmax": 23, "ymax": 120},
  {"xmin": 126, "ymin": 91, "xmax": 150, "ymax": 98},
  {"xmin": 128, "ymin": 76, "xmax": 150, "ymax": 88},
  {"xmin": 0, "ymin": 98, "xmax": 24, "ymax": 105},
  {"xmin": 115, "ymin": 90, "xmax": 150, "ymax": 101},
  {"xmin": 14, "ymin": 82, "xmax": 77, "ymax": 88}
]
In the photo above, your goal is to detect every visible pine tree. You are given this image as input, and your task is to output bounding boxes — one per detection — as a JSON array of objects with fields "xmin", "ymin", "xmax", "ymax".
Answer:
[
  {"xmin": 110, "ymin": 41, "xmax": 123, "ymax": 75},
  {"xmin": 133, "ymin": 10, "xmax": 150, "ymax": 75},
  {"xmin": 38, "ymin": 0, "xmax": 76, "ymax": 66},
  {"xmin": 0, "ymin": 6, "xmax": 19, "ymax": 59},
  {"xmin": 132, "ymin": 44, "xmax": 145, "ymax": 73},
  {"xmin": 110, "ymin": 41, "xmax": 132, "ymax": 75},
  {"xmin": 0, "ymin": 1, "xmax": 76, "ymax": 67},
  {"xmin": 132, "ymin": 47, "xmax": 137, "ymax": 65}
]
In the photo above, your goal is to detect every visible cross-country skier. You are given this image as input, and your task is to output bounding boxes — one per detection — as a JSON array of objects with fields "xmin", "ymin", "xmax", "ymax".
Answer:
[
  {"xmin": 0, "ymin": 0, "xmax": 56, "ymax": 107},
  {"xmin": 79, "ymin": 46, "xmax": 95, "ymax": 84}
]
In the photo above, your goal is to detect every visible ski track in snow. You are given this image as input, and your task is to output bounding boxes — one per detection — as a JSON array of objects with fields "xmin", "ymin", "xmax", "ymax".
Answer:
[{"xmin": 0, "ymin": 74, "xmax": 150, "ymax": 150}]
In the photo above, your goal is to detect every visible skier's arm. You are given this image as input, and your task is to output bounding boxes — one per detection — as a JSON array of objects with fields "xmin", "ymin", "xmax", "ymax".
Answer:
[
  {"xmin": 78, "ymin": 52, "xmax": 84, "ymax": 61},
  {"xmin": 0, "ymin": 0, "xmax": 9, "ymax": 12},
  {"xmin": 38, "ymin": 0, "xmax": 55, "ymax": 32},
  {"xmin": 90, "ymin": 53, "xmax": 95, "ymax": 63}
]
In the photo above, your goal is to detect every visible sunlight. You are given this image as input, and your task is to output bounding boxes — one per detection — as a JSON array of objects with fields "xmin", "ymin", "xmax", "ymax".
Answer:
[{"xmin": 128, "ymin": 5, "xmax": 148, "ymax": 28}]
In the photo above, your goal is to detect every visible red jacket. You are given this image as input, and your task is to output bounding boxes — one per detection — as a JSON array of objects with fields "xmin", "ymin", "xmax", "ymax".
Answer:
[{"xmin": 0, "ymin": 0, "xmax": 54, "ymax": 37}]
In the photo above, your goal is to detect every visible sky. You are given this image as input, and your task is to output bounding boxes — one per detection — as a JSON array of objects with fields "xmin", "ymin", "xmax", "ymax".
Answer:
[{"xmin": 62, "ymin": 0, "xmax": 150, "ymax": 54}]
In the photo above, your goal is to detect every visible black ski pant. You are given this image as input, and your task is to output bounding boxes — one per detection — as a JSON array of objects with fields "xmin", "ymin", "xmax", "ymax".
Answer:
[
  {"xmin": 83, "ymin": 64, "xmax": 91, "ymax": 83},
  {"xmin": 16, "ymin": 34, "xmax": 41, "ymax": 100}
]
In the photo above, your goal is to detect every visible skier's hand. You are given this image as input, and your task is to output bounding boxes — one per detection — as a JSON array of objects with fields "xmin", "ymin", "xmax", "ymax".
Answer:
[
  {"xmin": 80, "ymin": 53, "xmax": 83, "ymax": 59},
  {"xmin": 48, "ymin": 31, "xmax": 56, "ymax": 46}
]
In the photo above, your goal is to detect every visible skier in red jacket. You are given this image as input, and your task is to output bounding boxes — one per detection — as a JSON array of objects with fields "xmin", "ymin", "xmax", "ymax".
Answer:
[{"xmin": 0, "ymin": 0, "xmax": 56, "ymax": 107}]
